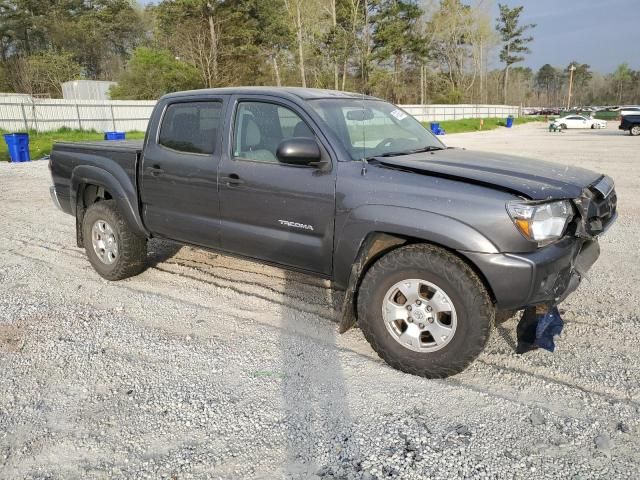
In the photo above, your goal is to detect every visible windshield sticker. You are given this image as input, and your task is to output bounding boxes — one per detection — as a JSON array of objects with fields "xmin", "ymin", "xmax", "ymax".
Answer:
[{"xmin": 390, "ymin": 109, "xmax": 408, "ymax": 120}]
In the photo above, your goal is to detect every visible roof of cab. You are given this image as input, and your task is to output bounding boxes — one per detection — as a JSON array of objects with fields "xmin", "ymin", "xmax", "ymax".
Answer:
[{"xmin": 160, "ymin": 86, "xmax": 378, "ymax": 102}]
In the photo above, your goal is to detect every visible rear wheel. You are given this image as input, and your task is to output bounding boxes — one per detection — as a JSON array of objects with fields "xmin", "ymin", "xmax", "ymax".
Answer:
[
  {"xmin": 82, "ymin": 200, "xmax": 147, "ymax": 280},
  {"xmin": 631, "ymin": 125, "xmax": 640, "ymax": 136},
  {"xmin": 560, "ymin": 123, "xmax": 567, "ymax": 130},
  {"xmin": 357, "ymin": 244, "xmax": 494, "ymax": 378}
]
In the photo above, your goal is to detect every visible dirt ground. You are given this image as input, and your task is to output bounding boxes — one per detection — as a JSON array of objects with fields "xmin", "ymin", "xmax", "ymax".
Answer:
[{"xmin": 1, "ymin": 122, "xmax": 638, "ymax": 479}]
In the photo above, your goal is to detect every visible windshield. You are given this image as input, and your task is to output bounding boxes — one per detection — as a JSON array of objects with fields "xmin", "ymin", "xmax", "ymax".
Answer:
[{"xmin": 307, "ymin": 99, "xmax": 444, "ymax": 160}]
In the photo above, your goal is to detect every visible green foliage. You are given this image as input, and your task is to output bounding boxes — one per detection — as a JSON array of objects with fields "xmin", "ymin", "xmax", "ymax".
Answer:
[
  {"xmin": 0, "ymin": 0, "xmax": 144, "ymax": 79},
  {"xmin": 433, "ymin": 89, "xmax": 463, "ymax": 104},
  {"xmin": 370, "ymin": 0, "xmax": 426, "ymax": 101},
  {"xmin": 24, "ymin": 51, "xmax": 83, "ymax": 97},
  {"xmin": 109, "ymin": 48, "xmax": 203, "ymax": 100},
  {"xmin": 496, "ymin": 4, "xmax": 535, "ymax": 67}
]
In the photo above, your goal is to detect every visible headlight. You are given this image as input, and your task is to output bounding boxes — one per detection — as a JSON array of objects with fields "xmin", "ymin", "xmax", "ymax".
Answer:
[{"xmin": 507, "ymin": 200, "xmax": 574, "ymax": 245}]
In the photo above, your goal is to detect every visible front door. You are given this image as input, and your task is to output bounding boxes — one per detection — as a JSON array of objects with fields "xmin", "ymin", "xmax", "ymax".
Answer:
[
  {"xmin": 217, "ymin": 97, "xmax": 336, "ymax": 275},
  {"xmin": 140, "ymin": 97, "xmax": 226, "ymax": 247}
]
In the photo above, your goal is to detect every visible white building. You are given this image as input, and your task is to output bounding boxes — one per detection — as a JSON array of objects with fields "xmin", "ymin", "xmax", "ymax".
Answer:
[{"xmin": 62, "ymin": 80, "xmax": 117, "ymax": 101}]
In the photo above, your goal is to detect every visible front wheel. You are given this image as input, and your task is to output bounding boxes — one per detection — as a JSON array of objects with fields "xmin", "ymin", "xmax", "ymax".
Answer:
[
  {"xmin": 357, "ymin": 244, "xmax": 494, "ymax": 378},
  {"xmin": 631, "ymin": 125, "xmax": 640, "ymax": 136},
  {"xmin": 82, "ymin": 200, "xmax": 148, "ymax": 280}
]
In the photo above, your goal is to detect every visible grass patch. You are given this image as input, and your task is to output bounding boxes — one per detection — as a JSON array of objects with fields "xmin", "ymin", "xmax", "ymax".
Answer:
[
  {"xmin": 0, "ymin": 128, "xmax": 146, "ymax": 162},
  {"xmin": 422, "ymin": 116, "xmax": 546, "ymax": 134}
]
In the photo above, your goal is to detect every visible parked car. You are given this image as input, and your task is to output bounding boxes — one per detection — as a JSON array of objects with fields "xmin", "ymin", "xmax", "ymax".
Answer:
[
  {"xmin": 619, "ymin": 114, "xmax": 640, "ymax": 136},
  {"xmin": 49, "ymin": 87, "xmax": 617, "ymax": 378},
  {"xmin": 620, "ymin": 106, "xmax": 640, "ymax": 117},
  {"xmin": 551, "ymin": 115, "xmax": 607, "ymax": 130}
]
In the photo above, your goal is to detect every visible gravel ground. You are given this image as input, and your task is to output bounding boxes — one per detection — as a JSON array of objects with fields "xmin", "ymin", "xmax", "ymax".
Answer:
[{"xmin": 1, "ymin": 122, "xmax": 638, "ymax": 479}]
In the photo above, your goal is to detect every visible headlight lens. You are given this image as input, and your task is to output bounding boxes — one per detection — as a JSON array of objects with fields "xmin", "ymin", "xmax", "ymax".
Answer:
[{"xmin": 507, "ymin": 200, "xmax": 574, "ymax": 245}]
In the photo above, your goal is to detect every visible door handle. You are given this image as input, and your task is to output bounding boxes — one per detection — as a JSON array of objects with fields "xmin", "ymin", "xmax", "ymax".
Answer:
[
  {"xmin": 148, "ymin": 165, "xmax": 164, "ymax": 176},
  {"xmin": 221, "ymin": 173, "xmax": 245, "ymax": 187}
]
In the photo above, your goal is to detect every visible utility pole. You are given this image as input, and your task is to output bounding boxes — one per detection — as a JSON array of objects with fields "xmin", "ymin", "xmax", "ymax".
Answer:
[{"xmin": 566, "ymin": 64, "xmax": 576, "ymax": 110}]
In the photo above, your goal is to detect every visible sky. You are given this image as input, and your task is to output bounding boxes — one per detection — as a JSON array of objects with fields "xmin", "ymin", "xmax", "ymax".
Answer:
[
  {"xmin": 138, "ymin": 0, "xmax": 639, "ymax": 74},
  {"xmin": 492, "ymin": 0, "xmax": 639, "ymax": 73}
]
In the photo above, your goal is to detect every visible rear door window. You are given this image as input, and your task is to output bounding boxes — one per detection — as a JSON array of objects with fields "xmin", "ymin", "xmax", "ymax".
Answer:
[{"xmin": 159, "ymin": 101, "xmax": 223, "ymax": 154}]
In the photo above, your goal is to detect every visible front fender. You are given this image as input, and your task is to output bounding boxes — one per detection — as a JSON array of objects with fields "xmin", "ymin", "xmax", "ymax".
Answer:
[
  {"xmin": 71, "ymin": 165, "xmax": 147, "ymax": 237},
  {"xmin": 333, "ymin": 204, "xmax": 499, "ymax": 290}
]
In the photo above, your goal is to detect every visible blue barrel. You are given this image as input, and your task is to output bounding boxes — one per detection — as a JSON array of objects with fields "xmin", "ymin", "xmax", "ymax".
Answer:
[
  {"xmin": 104, "ymin": 131, "xmax": 126, "ymax": 140},
  {"xmin": 430, "ymin": 122, "xmax": 440, "ymax": 134},
  {"xmin": 505, "ymin": 117, "xmax": 514, "ymax": 128},
  {"xmin": 3, "ymin": 133, "xmax": 30, "ymax": 162}
]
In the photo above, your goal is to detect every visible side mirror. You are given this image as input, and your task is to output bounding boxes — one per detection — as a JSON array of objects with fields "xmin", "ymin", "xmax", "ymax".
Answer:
[{"xmin": 276, "ymin": 137, "xmax": 322, "ymax": 166}]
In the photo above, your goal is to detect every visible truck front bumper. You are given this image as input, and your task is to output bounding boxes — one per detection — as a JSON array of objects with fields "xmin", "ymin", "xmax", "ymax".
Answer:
[{"xmin": 463, "ymin": 238, "xmax": 600, "ymax": 310}]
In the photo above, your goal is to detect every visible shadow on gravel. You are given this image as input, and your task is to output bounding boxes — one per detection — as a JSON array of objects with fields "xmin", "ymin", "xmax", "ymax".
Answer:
[
  {"xmin": 146, "ymin": 239, "xmax": 183, "ymax": 268},
  {"xmin": 279, "ymin": 269, "xmax": 355, "ymax": 478}
]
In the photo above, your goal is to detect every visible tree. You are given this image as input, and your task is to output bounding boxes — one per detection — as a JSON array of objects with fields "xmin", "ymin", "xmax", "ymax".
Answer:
[
  {"xmin": 535, "ymin": 64, "xmax": 557, "ymax": 104},
  {"xmin": 613, "ymin": 63, "xmax": 633, "ymax": 104},
  {"xmin": 12, "ymin": 51, "xmax": 82, "ymax": 97},
  {"xmin": 496, "ymin": 4, "xmax": 534, "ymax": 104},
  {"xmin": 371, "ymin": 0, "xmax": 426, "ymax": 102},
  {"xmin": 428, "ymin": 0, "xmax": 477, "ymax": 101},
  {"xmin": 252, "ymin": 0, "xmax": 294, "ymax": 86},
  {"xmin": 109, "ymin": 47, "xmax": 202, "ymax": 100}
]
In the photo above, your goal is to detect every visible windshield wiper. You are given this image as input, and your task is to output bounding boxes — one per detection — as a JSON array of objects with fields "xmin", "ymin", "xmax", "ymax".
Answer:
[{"xmin": 376, "ymin": 146, "xmax": 445, "ymax": 158}]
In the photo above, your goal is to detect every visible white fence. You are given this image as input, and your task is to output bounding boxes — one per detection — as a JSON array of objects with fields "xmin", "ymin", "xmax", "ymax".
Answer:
[
  {"xmin": 0, "ymin": 97, "xmax": 521, "ymax": 133},
  {"xmin": 400, "ymin": 104, "xmax": 521, "ymax": 122},
  {"xmin": 0, "ymin": 98, "xmax": 156, "ymax": 132}
]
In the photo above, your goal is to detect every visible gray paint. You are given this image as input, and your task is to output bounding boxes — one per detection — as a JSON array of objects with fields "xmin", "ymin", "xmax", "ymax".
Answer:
[{"xmin": 49, "ymin": 87, "xmax": 616, "ymax": 312}]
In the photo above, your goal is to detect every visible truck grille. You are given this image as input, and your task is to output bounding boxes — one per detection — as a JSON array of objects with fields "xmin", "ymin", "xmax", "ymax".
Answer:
[{"xmin": 577, "ymin": 176, "xmax": 617, "ymax": 237}]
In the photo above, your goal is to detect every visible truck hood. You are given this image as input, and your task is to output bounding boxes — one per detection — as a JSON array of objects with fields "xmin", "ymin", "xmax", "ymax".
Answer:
[{"xmin": 374, "ymin": 148, "xmax": 602, "ymax": 200}]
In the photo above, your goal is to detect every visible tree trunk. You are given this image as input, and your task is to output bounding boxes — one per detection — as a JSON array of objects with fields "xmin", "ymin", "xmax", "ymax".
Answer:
[
  {"xmin": 330, "ymin": 0, "xmax": 338, "ymax": 90},
  {"xmin": 502, "ymin": 66, "xmax": 509, "ymax": 104},
  {"xmin": 295, "ymin": 1, "xmax": 306, "ymax": 88},
  {"xmin": 272, "ymin": 55, "xmax": 281, "ymax": 87},
  {"xmin": 208, "ymin": 14, "xmax": 218, "ymax": 87}
]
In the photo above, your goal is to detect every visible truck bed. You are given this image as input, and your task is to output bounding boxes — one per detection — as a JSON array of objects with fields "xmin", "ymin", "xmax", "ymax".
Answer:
[
  {"xmin": 53, "ymin": 139, "xmax": 144, "ymax": 153},
  {"xmin": 50, "ymin": 140, "xmax": 144, "ymax": 214}
]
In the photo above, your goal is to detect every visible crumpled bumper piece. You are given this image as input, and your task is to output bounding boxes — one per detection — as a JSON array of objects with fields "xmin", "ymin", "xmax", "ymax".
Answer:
[{"xmin": 463, "ymin": 238, "xmax": 600, "ymax": 310}]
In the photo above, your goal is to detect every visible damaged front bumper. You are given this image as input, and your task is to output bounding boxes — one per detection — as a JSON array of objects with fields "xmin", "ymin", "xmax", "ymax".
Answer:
[
  {"xmin": 465, "ymin": 237, "xmax": 600, "ymax": 310},
  {"xmin": 467, "ymin": 175, "xmax": 617, "ymax": 310}
]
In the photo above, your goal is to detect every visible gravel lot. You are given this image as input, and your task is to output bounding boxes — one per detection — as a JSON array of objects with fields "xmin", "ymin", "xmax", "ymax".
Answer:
[{"xmin": 1, "ymin": 122, "xmax": 638, "ymax": 479}]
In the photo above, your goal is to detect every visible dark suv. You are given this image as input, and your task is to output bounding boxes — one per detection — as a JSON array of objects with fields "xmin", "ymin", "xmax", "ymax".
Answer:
[{"xmin": 49, "ymin": 87, "xmax": 617, "ymax": 377}]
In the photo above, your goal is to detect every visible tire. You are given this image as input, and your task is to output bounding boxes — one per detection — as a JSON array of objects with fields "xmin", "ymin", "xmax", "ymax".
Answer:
[
  {"xmin": 82, "ymin": 200, "xmax": 147, "ymax": 280},
  {"xmin": 590, "ymin": 124, "xmax": 595, "ymax": 129},
  {"xmin": 560, "ymin": 123, "xmax": 567, "ymax": 130},
  {"xmin": 495, "ymin": 309, "xmax": 518, "ymax": 324},
  {"xmin": 357, "ymin": 244, "xmax": 494, "ymax": 378},
  {"xmin": 631, "ymin": 125, "xmax": 640, "ymax": 136}
]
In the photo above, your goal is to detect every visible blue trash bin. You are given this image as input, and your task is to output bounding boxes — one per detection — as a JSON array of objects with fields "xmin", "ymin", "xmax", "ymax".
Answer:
[
  {"xmin": 505, "ymin": 116, "xmax": 514, "ymax": 128},
  {"xmin": 104, "ymin": 131, "xmax": 126, "ymax": 140},
  {"xmin": 3, "ymin": 133, "xmax": 30, "ymax": 162},
  {"xmin": 430, "ymin": 122, "xmax": 440, "ymax": 134}
]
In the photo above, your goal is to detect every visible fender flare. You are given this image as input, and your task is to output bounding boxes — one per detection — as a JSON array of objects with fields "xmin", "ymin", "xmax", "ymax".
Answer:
[
  {"xmin": 334, "ymin": 204, "xmax": 499, "ymax": 333},
  {"xmin": 71, "ymin": 165, "xmax": 148, "ymax": 239}
]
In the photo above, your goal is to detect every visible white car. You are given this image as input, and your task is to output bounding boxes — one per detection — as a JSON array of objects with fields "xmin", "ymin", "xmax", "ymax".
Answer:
[
  {"xmin": 552, "ymin": 115, "xmax": 607, "ymax": 130},
  {"xmin": 620, "ymin": 106, "xmax": 640, "ymax": 116}
]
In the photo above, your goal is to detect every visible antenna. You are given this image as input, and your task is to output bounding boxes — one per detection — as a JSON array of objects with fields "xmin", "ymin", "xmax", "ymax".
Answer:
[{"xmin": 360, "ymin": 88, "xmax": 367, "ymax": 175}]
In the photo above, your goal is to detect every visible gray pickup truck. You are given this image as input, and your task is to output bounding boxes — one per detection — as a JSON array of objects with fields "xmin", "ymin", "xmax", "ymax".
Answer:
[{"xmin": 49, "ymin": 87, "xmax": 617, "ymax": 377}]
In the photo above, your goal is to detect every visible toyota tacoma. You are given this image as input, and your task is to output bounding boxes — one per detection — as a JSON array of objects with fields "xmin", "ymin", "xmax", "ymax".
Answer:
[{"xmin": 49, "ymin": 87, "xmax": 617, "ymax": 377}]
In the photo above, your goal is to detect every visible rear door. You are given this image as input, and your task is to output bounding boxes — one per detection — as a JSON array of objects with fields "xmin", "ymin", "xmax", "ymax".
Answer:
[
  {"xmin": 140, "ymin": 96, "xmax": 227, "ymax": 247},
  {"xmin": 216, "ymin": 96, "xmax": 336, "ymax": 275}
]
